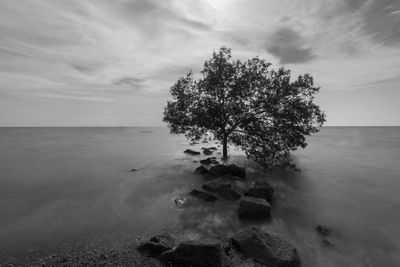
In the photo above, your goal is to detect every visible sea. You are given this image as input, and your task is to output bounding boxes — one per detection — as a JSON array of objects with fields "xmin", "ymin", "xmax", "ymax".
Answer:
[{"xmin": 0, "ymin": 127, "xmax": 399, "ymax": 266}]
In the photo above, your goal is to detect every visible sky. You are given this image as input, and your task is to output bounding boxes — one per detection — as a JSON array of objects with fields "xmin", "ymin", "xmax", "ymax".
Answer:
[{"xmin": 0, "ymin": 0, "xmax": 400, "ymax": 126}]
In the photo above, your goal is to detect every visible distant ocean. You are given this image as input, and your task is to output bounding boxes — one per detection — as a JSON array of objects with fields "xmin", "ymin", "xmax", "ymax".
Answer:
[{"xmin": 0, "ymin": 127, "xmax": 400, "ymax": 266}]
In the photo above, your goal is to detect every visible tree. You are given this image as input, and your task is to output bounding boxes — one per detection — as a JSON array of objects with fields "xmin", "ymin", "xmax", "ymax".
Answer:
[{"xmin": 163, "ymin": 47, "xmax": 326, "ymax": 168}]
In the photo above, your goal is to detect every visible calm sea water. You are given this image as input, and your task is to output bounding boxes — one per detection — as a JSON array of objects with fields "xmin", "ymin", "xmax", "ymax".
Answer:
[{"xmin": 0, "ymin": 127, "xmax": 399, "ymax": 266}]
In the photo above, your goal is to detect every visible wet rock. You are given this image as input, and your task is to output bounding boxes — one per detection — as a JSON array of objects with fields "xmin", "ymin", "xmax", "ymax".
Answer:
[
  {"xmin": 227, "ymin": 164, "xmax": 246, "ymax": 178},
  {"xmin": 202, "ymin": 146, "xmax": 217, "ymax": 151},
  {"xmin": 218, "ymin": 185, "xmax": 242, "ymax": 201},
  {"xmin": 160, "ymin": 238, "xmax": 222, "ymax": 267},
  {"xmin": 174, "ymin": 197, "xmax": 189, "ymax": 208},
  {"xmin": 209, "ymin": 164, "xmax": 246, "ymax": 178},
  {"xmin": 189, "ymin": 189, "xmax": 217, "ymax": 202},
  {"xmin": 184, "ymin": 149, "xmax": 201, "ymax": 155},
  {"xmin": 202, "ymin": 180, "xmax": 231, "ymax": 192},
  {"xmin": 238, "ymin": 196, "xmax": 271, "ymax": 219},
  {"xmin": 231, "ymin": 227, "xmax": 301, "ymax": 267},
  {"xmin": 210, "ymin": 164, "xmax": 229, "ymax": 176},
  {"xmin": 137, "ymin": 233, "xmax": 175, "ymax": 257},
  {"xmin": 316, "ymin": 225, "xmax": 330, "ymax": 237},
  {"xmin": 194, "ymin": 166, "xmax": 209, "ymax": 175},
  {"xmin": 321, "ymin": 239, "xmax": 333, "ymax": 247},
  {"xmin": 245, "ymin": 183, "xmax": 274, "ymax": 202},
  {"xmin": 200, "ymin": 157, "xmax": 219, "ymax": 165},
  {"xmin": 202, "ymin": 148, "xmax": 213, "ymax": 155}
]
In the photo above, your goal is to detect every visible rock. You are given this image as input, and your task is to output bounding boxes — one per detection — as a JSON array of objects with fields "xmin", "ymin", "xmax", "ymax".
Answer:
[
  {"xmin": 321, "ymin": 239, "xmax": 333, "ymax": 247},
  {"xmin": 202, "ymin": 180, "xmax": 231, "ymax": 192},
  {"xmin": 245, "ymin": 183, "xmax": 274, "ymax": 202},
  {"xmin": 194, "ymin": 166, "xmax": 209, "ymax": 175},
  {"xmin": 130, "ymin": 168, "xmax": 138, "ymax": 172},
  {"xmin": 189, "ymin": 189, "xmax": 217, "ymax": 202},
  {"xmin": 202, "ymin": 146, "xmax": 217, "ymax": 151},
  {"xmin": 174, "ymin": 197, "xmax": 189, "ymax": 208},
  {"xmin": 203, "ymin": 148, "xmax": 213, "ymax": 155},
  {"xmin": 200, "ymin": 157, "xmax": 219, "ymax": 165},
  {"xmin": 218, "ymin": 185, "xmax": 242, "ymax": 201},
  {"xmin": 238, "ymin": 196, "xmax": 271, "ymax": 219},
  {"xmin": 231, "ymin": 227, "xmax": 301, "ymax": 267},
  {"xmin": 160, "ymin": 238, "xmax": 222, "ymax": 267},
  {"xmin": 209, "ymin": 164, "xmax": 246, "ymax": 178},
  {"xmin": 204, "ymin": 173, "xmax": 218, "ymax": 181},
  {"xmin": 137, "ymin": 233, "xmax": 175, "ymax": 257},
  {"xmin": 184, "ymin": 149, "xmax": 201, "ymax": 155},
  {"xmin": 227, "ymin": 164, "xmax": 246, "ymax": 178},
  {"xmin": 210, "ymin": 164, "xmax": 229, "ymax": 176},
  {"xmin": 316, "ymin": 225, "xmax": 330, "ymax": 237}
]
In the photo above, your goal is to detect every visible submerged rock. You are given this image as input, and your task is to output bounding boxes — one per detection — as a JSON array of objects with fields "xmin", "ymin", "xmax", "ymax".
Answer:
[
  {"xmin": 184, "ymin": 149, "xmax": 201, "ymax": 155},
  {"xmin": 189, "ymin": 189, "xmax": 217, "ymax": 202},
  {"xmin": 160, "ymin": 238, "xmax": 222, "ymax": 267},
  {"xmin": 231, "ymin": 227, "xmax": 301, "ymax": 267},
  {"xmin": 131, "ymin": 168, "xmax": 138, "ymax": 172},
  {"xmin": 238, "ymin": 196, "xmax": 271, "ymax": 219},
  {"xmin": 202, "ymin": 180, "xmax": 231, "ymax": 192},
  {"xmin": 316, "ymin": 225, "xmax": 330, "ymax": 237},
  {"xmin": 194, "ymin": 166, "xmax": 209, "ymax": 175},
  {"xmin": 218, "ymin": 185, "xmax": 242, "ymax": 201},
  {"xmin": 137, "ymin": 233, "xmax": 175, "ymax": 257},
  {"xmin": 321, "ymin": 239, "xmax": 333, "ymax": 247},
  {"xmin": 245, "ymin": 182, "xmax": 274, "ymax": 202}
]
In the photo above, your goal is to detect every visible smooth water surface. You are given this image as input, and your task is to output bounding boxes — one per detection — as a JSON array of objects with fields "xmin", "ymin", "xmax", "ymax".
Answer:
[{"xmin": 0, "ymin": 127, "xmax": 399, "ymax": 266}]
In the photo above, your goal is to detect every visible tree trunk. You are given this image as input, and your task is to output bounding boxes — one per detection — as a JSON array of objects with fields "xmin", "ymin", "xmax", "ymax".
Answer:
[{"xmin": 222, "ymin": 135, "xmax": 228, "ymax": 158}]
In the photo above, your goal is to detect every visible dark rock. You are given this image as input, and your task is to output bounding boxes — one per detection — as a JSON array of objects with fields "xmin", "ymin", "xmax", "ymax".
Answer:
[
  {"xmin": 200, "ymin": 157, "xmax": 219, "ymax": 165},
  {"xmin": 131, "ymin": 168, "xmax": 138, "ymax": 172},
  {"xmin": 210, "ymin": 164, "xmax": 229, "ymax": 176},
  {"xmin": 184, "ymin": 149, "xmax": 201, "ymax": 155},
  {"xmin": 321, "ymin": 239, "xmax": 333, "ymax": 247},
  {"xmin": 202, "ymin": 146, "xmax": 217, "ymax": 151},
  {"xmin": 203, "ymin": 148, "xmax": 213, "ymax": 155},
  {"xmin": 245, "ymin": 183, "xmax": 274, "ymax": 202},
  {"xmin": 202, "ymin": 180, "xmax": 231, "ymax": 192},
  {"xmin": 189, "ymin": 189, "xmax": 217, "ymax": 202},
  {"xmin": 204, "ymin": 173, "xmax": 218, "ymax": 181},
  {"xmin": 194, "ymin": 166, "xmax": 209, "ymax": 175},
  {"xmin": 137, "ymin": 233, "xmax": 175, "ymax": 257},
  {"xmin": 316, "ymin": 225, "xmax": 330, "ymax": 237},
  {"xmin": 231, "ymin": 227, "xmax": 301, "ymax": 267},
  {"xmin": 160, "ymin": 238, "xmax": 222, "ymax": 267},
  {"xmin": 218, "ymin": 185, "xmax": 242, "ymax": 201},
  {"xmin": 227, "ymin": 164, "xmax": 246, "ymax": 178},
  {"xmin": 238, "ymin": 196, "xmax": 271, "ymax": 219}
]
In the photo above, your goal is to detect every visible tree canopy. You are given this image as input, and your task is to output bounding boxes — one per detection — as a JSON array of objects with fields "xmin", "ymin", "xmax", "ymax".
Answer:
[{"xmin": 163, "ymin": 47, "xmax": 326, "ymax": 168}]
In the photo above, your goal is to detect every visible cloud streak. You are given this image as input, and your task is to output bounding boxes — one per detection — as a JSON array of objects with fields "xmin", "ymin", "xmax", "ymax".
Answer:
[{"xmin": 0, "ymin": 0, "xmax": 400, "ymax": 125}]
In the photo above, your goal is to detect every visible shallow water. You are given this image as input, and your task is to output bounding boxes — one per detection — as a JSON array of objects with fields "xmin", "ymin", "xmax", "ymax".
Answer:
[{"xmin": 0, "ymin": 127, "xmax": 399, "ymax": 266}]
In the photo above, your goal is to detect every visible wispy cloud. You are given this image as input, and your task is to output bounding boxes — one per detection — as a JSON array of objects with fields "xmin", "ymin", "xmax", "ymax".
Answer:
[{"xmin": 0, "ymin": 0, "xmax": 400, "ymax": 125}]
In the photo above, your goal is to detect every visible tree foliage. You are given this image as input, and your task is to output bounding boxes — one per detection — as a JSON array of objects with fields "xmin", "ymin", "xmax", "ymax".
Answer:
[{"xmin": 163, "ymin": 47, "xmax": 326, "ymax": 167}]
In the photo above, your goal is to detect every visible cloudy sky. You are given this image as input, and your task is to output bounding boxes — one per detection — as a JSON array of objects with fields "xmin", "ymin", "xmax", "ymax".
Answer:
[{"xmin": 0, "ymin": 0, "xmax": 399, "ymax": 126}]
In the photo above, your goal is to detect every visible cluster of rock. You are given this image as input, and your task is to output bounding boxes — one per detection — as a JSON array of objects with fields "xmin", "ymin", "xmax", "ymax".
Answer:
[
  {"xmin": 316, "ymin": 225, "xmax": 334, "ymax": 247},
  {"xmin": 136, "ymin": 148, "xmax": 302, "ymax": 266},
  {"xmin": 137, "ymin": 227, "xmax": 300, "ymax": 267},
  {"xmin": 192, "ymin": 162, "xmax": 274, "ymax": 220}
]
